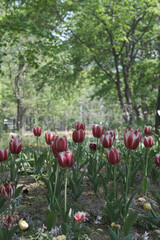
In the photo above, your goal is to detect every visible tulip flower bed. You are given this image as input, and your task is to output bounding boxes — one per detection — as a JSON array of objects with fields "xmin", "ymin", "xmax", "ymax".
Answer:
[{"xmin": 0, "ymin": 123, "xmax": 160, "ymax": 240}]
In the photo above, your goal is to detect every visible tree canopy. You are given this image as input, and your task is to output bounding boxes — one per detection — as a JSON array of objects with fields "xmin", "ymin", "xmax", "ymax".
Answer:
[{"xmin": 0, "ymin": 0, "xmax": 160, "ymax": 131}]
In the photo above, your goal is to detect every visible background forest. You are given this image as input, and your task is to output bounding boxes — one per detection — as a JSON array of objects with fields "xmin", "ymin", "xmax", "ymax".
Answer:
[{"xmin": 0, "ymin": 0, "xmax": 160, "ymax": 132}]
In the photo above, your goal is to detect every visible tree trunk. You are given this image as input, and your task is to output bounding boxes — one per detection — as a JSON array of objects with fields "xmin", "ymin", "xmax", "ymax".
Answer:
[
  {"xmin": 155, "ymin": 84, "xmax": 160, "ymax": 134},
  {"xmin": 17, "ymin": 99, "xmax": 21, "ymax": 131},
  {"xmin": 141, "ymin": 95, "xmax": 148, "ymax": 121},
  {"xmin": 122, "ymin": 61, "xmax": 133, "ymax": 123},
  {"xmin": 133, "ymin": 104, "xmax": 141, "ymax": 121}
]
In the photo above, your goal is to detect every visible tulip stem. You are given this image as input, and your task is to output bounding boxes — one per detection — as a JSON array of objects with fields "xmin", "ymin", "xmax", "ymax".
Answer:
[
  {"xmin": 144, "ymin": 148, "xmax": 149, "ymax": 197},
  {"xmin": 77, "ymin": 143, "xmax": 80, "ymax": 169},
  {"xmin": 53, "ymin": 161, "xmax": 59, "ymax": 205},
  {"xmin": 113, "ymin": 165, "xmax": 116, "ymax": 201},
  {"xmin": 126, "ymin": 150, "xmax": 131, "ymax": 195},
  {"xmin": 37, "ymin": 136, "xmax": 38, "ymax": 148},
  {"xmin": 97, "ymin": 138, "xmax": 98, "ymax": 148},
  {"xmin": 21, "ymin": 230, "xmax": 24, "ymax": 240},
  {"xmin": 145, "ymin": 148, "xmax": 149, "ymax": 178},
  {"xmin": 64, "ymin": 169, "xmax": 68, "ymax": 213},
  {"xmin": 125, "ymin": 150, "xmax": 131, "ymax": 218},
  {"xmin": 105, "ymin": 161, "xmax": 108, "ymax": 196},
  {"xmin": 0, "ymin": 163, "xmax": 2, "ymax": 183}
]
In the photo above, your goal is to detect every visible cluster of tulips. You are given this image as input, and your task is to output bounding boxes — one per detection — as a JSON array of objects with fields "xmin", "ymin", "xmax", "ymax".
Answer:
[{"xmin": 0, "ymin": 122, "xmax": 160, "ymax": 239}]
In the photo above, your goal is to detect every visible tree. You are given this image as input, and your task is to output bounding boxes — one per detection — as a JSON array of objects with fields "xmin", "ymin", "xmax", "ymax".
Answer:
[{"xmin": 56, "ymin": 0, "xmax": 160, "ymax": 123}]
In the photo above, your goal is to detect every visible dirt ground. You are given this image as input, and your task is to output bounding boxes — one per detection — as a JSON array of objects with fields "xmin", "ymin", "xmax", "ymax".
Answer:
[{"xmin": 15, "ymin": 172, "xmax": 160, "ymax": 240}]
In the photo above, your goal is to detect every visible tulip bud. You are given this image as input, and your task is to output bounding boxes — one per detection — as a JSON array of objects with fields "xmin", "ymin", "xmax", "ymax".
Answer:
[
  {"xmin": 74, "ymin": 211, "xmax": 86, "ymax": 222},
  {"xmin": 155, "ymin": 154, "xmax": 160, "ymax": 167},
  {"xmin": 92, "ymin": 125, "xmax": 104, "ymax": 138},
  {"xmin": 18, "ymin": 218, "xmax": 29, "ymax": 230},
  {"xmin": 124, "ymin": 129, "xmax": 141, "ymax": 150},
  {"xmin": 111, "ymin": 222, "xmax": 121, "ymax": 229},
  {"xmin": 33, "ymin": 126, "xmax": 41, "ymax": 137},
  {"xmin": 58, "ymin": 150, "xmax": 74, "ymax": 168},
  {"xmin": 45, "ymin": 132, "xmax": 55, "ymax": 145},
  {"xmin": 144, "ymin": 126, "xmax": 152, "ymax": 135},
  {"xmin": 0, "ymin": 182, "xmax": 15, "ymax": 199},
  {"xmin": 75, "ymin": 122, "xmax": 85, "ymax": 131},
  {"xmin": 89, "ymin": 143, "xmax": 97, "ymax": 151},
  {"xmin": 106, "ymin": 148, "xmax": 120, "ymax": 165},
  {"xmin": 101, "ymin": 134, "xmax": 114, "ymax": 148},
  {"xmin": 9, "ymin": 135, "xmax": 23, "ymax": 154},
  {"xmin": 0, "ymin": 148, "xmax": 8, "ymax": 162},
  {"xmin": 144, "ymin": 136, "xmax": 154, "ymax": 148},
  {"xmin": 72, "ymin": 129, "xmax": 85, "ymax": 143},
  {"xmin": 143, "ymin": 203, "xmax": 151, "ymax": 210},
  {"xmin": 51, "ymin": 136, "xmax": 67, "ymax": 153}
]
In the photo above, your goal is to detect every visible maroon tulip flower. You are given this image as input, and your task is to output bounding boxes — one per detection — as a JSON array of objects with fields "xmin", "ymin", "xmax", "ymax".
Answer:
[
  {"xmin": 51, "ymin": 136, "xmax": 67, "ymax": 154},
  {"xmin": 9, "ymin": 136, "xmax": 23, "ymax": 154},
  {"xmin": 1, "ymin": 214, "xmax": 16, "ymax": 229},
  {"xmin": 57, "ymin": 150, "xmax": 74, "ymax": 168},
  {"xmin": 144, "ymin": 126, "xmax": 152, "ymax": 135},
  {"xmin": 72, "ymin": 129, "xmax": 85, "ymax": 143},
  {"xmin": 0, "ymin": 148, "xmax": 8, "ymax": 162},
  {"xmin": 45, "ymin": 132, "xmax": 56, "ymax": 145},
  {"xmin": 92, "ymin": 125, "xmax": 104, "ymax": 138},
  {"xmin": 33, "ymin": 126, "xmax": 41, "ymax": 137},
  {"xmin": 124, "ymin": 129, "xmax": 141, "ymax": 150},
  {"xmin": 76, "ymin": 122, "xmax": 85, "ymax": 131},
  {"xmin": 144, "ymin": 136, "xmax": 154, "ymax": 148},
  {"xmin": 106, "ymin": 130, "xmax": 116, "ymax": 140},
  {"xmin": 89, "ymin": 143, "xmax": 97, "ymax": 151},
  {"xmin": 106, "ymin": 148, "xmax": 120, "ymax": 165},
  {"xmin": 101, "ymin": 134, "xmax": 114, "ymax": 148},
  {"xmin": 0, "ymin": 182, "xmax": 15, "ymax": 199},
  {"xmin": 155, "ymin": 154, "xmax": 160, "ymax": 167}
]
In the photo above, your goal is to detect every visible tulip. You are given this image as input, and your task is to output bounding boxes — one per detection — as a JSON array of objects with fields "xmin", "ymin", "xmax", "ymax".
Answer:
[
  {"xmin": 106, "ymin": 148, "xmax": 120, "ymax": 201},
  {"xmin": 45, "ymin": 132, "xmax": 55, "ymax": 145},
  {"xmin": 124, "ymin": 129, "xmax": 141, "ymax": 150},
  {"xmin": 57, "ymin": 150, "xmax": 74, "ymax": 168},
  {"xmin": 155, "ymin": 154, "xmax": 160, "ymax": 167},
  {"xmin": 72, "ymin": 129, "xmax": 85, "ymax": 143},
  {"xmin": 144, "ymin": 125, "xmax": 152, "ymax": 135},
  {"xmin": 74, "ymin": 211, "xmax": 86, "ymax": 222},
  {"xmin": 92, "ymin": 125, "xmax": 104, "ymax": 138},
  {"xmin": 0, "ymin": 148, "xmax": 8, "ymax": 162},
  {"xmin": 76, "ymin": 122, "xmax": 85, "ymax": 131},
  {"xmin": 111, "ymin": 222, "xmax": 121, "ymax": 230},
  {"xmin": 9, "ymin": 135, "xmax": 23, "ymax": 154},
  {"xmin": 51, "ymin": 136, "xmax": 67, "ymax": 153},
  {"xmin": 106, "ymin": 130, "xmax": 116, "ymax": 140},
  {"xmin": 89, "ymin": 143, "xmax": 97, "ymax": 151},
  {"xmin": 106, "ymin": 148, "xmax": 120, "ymax": 165},
  {"xmin": 144, "ymin": 136, "xmax": 154, "ymax": 148},
  {"xmin": 101, "ymin": 134, "xmax": 114, "ymax": 148},
  {"xmin": 33, "ymin": 126, "xmax": 41, "ymax": 137},
  {"xmin": 0, "ymin": 182, "xmax": 15, "ymax": 199},
  {"xmin": 18, "ymin": 218, "xmax": 29, "ymax": 230},
  {"xmin": 143, "ymin": 136, "xmax": 153, "ymax": 197},
  {"xmin": 1, "ymin": 214, "xmax": 16, "ymax": 228}
]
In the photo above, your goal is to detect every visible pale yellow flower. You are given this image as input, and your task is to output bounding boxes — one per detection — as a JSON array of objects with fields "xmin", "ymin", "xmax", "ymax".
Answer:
[
  {"xmin": 111, "ymin": 222, "xmax": 116, "ymax": 228},
  {"xmin": 56, "ymin": 235, "xmax": 66, "ymax": 240},
  {"xmin": 143, "ymin": 203, "xmax": 151, "ymax": 210},
  {"xmin": 18, "ymin": 218, "xmax": 28, "ymax": 230},
  {"xmin": 111, "ymin": 222, "xmax": 121, "ymax": 229}
]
